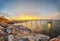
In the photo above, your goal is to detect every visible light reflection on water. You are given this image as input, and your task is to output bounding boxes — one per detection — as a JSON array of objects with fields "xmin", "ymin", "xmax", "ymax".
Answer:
[{"xmin": 16, "ymin": 20, "xmax": 60, "ymax": 33}]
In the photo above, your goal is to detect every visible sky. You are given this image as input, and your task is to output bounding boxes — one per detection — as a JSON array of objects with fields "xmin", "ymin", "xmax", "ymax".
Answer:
[{"xmin": 0, "ymin": 0, "xmax": 60, "ymax": 19}]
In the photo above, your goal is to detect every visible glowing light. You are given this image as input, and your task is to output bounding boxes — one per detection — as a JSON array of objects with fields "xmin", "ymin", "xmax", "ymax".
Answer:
[
  {"xmin": 6, "ymin": 15, "xmax": 40, "ymax": 20},
  {"xmin": 46, "ymin": 22, "xmax": 52, "ymax": 33},
  {"xmin": 47, "ymin": 23, "xmax": 52, "ymax": 30},
  {"xmin": 16, "ymin": 16, "xmax": 40, "ymax": 20}
]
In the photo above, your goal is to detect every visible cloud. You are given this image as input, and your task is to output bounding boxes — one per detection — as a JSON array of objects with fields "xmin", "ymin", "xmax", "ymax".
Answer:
[
  {"xmin": 0, "ymin": 0, "xmax": 59, "ymax": 20},
  {"xmin": 47, "ymin": 12, "xmax": 60, "ymax": 19}
]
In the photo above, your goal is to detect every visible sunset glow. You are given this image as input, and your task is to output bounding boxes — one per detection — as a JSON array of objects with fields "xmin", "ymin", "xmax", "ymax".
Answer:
[{"xmin": 16, "ymin": 16, "xmax": 40, "ymax": 20}]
